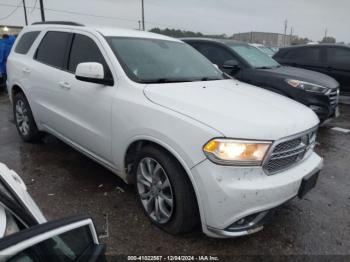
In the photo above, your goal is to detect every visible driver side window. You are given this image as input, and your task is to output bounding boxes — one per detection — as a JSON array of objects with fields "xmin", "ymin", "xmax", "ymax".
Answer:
[
  {"xmin": 68, "ymin": 34, "xmax": 113, "ymax": 80},
  {"xmin": 195, "ymin": 43, "xmax": 237, "ymax": 66}
]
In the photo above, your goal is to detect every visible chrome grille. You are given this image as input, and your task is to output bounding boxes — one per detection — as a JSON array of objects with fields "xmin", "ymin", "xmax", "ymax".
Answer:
[
  {"xmin": 327, "ymin": 88, "xmax": 340, "ymax": 108},
  {"xmin": 264, "ymin": 130, "xmax": 316, "ymax": 175}
]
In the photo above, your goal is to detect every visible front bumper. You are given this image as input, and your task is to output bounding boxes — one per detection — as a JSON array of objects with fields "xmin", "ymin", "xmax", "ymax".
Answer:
[
  {"xmin": 191, "ymin": 152, "xmax": 323, "ymax": 238},
  {"xmin": 297, "ymin": 89, "xmax": 339, "ymax": 122}
]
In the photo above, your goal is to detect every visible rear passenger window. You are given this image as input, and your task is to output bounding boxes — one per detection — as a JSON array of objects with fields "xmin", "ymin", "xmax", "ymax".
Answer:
[
  {"xmin": 15, "ymin": 31, "xmax": 40, "ymax": 54},
  {"xmin": 68, "ymin": 34, "xmax": 111, "ymax": 78},
  {"xmin": 35, "ymin": 31, "xmax": 71, "ymax": 68}
]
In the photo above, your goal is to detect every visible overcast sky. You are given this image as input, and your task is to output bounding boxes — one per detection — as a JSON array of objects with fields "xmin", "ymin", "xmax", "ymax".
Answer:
[{"xmin": 0, "ymin": 0, "xmax": 349, "ymax": 42}]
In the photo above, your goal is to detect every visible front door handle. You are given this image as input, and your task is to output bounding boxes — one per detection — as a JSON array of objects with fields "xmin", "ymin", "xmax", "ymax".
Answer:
[{"xmin": 59, "ymin": 81, "xmax": 71, "ymax": 90}]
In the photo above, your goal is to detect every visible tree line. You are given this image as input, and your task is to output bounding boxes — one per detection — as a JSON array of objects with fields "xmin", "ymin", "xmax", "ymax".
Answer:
[
  {"xmin": 149, "ymin": 28, "xmax": 228, "ymax": 39},
  {"xmin": 149, "ymin": 27, "xmax": 343, "ymax": 45}
]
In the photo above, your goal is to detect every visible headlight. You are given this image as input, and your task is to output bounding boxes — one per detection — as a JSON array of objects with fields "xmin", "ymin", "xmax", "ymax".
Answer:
[
  {"xmin": 203, "ymin": 139, "xmax": 271, "ymax": 166},
  {"xmin": 286, "ymin": 79, "xmax": 329, "ymax": 93}
]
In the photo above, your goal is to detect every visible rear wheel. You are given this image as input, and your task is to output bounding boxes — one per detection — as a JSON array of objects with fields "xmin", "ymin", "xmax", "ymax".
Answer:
[
  {"xmin": 134, "ymin": 145, "xmax": 199, "ymax": 235},
  {"xmin": 13, "ymin": 92, "xmax": 43, "ymax": 142}
]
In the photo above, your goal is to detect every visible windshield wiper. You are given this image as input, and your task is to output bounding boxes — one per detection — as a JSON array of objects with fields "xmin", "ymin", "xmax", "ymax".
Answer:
[
  {"xmin": 199, "ymin": 77, "xmax": 222, "ymax": 81},
  {"xmin": 255, "ymin": 66, "xmax": 273, "ymax": 69},
  {"xmin": 141, "ymin": 78, "xmax": 193, "ymax": 84}
]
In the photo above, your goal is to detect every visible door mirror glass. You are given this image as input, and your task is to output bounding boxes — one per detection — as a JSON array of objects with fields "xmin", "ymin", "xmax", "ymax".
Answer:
[
  {"xmin": 222, "ymin": 60, "xmax": 240, "ymax": 70},
  {"xmin": 0, "ymin": 217, "xmax": 106, "ymax": 261},
  {"xmin": 75, "ymin": 62, "xmax": 114, "ymax": 86}
]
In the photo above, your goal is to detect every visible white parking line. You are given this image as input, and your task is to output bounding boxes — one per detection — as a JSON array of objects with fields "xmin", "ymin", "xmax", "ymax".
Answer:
[{"xmin": 331, "ymin": 127, "xmax": 350, "ymax": 134}]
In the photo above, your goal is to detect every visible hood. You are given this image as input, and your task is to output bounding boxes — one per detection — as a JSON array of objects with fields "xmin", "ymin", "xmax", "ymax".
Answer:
[
  {"xmin": 254, "ymin": 66, "xmax": 339, "ymax": 89},
  {"xmin": 144, "ymin": 80, "xmax": 319, "ymax": 141}
]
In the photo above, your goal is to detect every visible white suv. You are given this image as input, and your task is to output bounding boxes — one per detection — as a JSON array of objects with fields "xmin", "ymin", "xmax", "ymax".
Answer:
[{"xmin": 7, "ymin": 22, "xmax": 323, "ymax": 238}]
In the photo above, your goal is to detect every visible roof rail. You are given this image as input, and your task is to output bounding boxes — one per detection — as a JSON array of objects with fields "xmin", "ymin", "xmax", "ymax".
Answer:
[{"xmin": 32, "ymin": 21, "xmax": 84, "ymax": 26}]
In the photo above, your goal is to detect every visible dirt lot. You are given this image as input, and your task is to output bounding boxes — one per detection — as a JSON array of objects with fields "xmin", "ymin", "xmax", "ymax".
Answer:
[{"xmin": 0, "ymin": 93, "xmax": 349, "ymax": 260}]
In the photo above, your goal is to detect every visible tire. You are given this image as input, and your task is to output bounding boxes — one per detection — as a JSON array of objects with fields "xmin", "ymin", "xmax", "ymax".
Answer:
[
  {"xmin": 13, "ymin": 92, "xmax": 43, "ymax": 142},
  {"xmin": 134, "ymin": 145, "xmax": 199, "ymax": 235}
]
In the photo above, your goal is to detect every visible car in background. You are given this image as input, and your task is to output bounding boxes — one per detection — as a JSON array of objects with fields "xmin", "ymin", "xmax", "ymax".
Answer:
[
  {"xmin": 274, "ymin": 44, "xmax": 350, "ymax": 95},
  {"xmin": 0, "ymin": 163, "xmax": 107, "ymax": 261},
  {"xmin": 183, "ymin": 38, "xmax": 340, "ymax": 123}
]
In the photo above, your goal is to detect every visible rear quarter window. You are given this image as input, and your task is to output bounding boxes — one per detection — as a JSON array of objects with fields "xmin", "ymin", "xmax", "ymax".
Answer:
[
  {"xmin": 35, "ymin": 31, "xmax": 72, "ymax": 69},
  {"xmin": 14, "ymin": 31, "xmax": 41, "ymax": 55}
]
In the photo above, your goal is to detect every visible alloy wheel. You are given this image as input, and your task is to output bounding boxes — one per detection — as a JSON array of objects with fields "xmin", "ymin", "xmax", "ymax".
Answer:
[
  {"xmin": 15, "ymin": 100, "xmax": 30, "ymax": 136},
  {"xmin": 136, "ymin": 157, "xmax": 174, "ymax": 224}
]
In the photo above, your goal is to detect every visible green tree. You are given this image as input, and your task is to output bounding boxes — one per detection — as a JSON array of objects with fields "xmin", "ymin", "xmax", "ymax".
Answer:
[
  {"xmin": 149, "ymin": 28, "xmax": 227, "ymax": 39},
  {"xmin": 291, "ymin": 37, "xmax": 311, "ymax": 45},
  {"xmin": 321, "ymin": 36, "xmax": 336, "ymax": 44}
]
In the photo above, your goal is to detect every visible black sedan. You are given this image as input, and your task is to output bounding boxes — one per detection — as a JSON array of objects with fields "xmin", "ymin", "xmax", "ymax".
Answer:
[{"xmin": 182, "ymin": 38, "xmax": 340, "ymax": 123}]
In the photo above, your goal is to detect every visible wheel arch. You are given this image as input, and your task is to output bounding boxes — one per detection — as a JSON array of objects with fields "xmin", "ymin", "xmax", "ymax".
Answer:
[
  {"xmin": 10, "ymin": 84, "xmax": 26, "ymax": 102},
  {"xmin": 123, "ymin": 138, "xmax": 206, "ymax": 227}
]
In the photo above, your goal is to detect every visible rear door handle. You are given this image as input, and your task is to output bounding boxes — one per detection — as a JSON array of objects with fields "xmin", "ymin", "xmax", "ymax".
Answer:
[
  {"xmin": 59, "ymin": 81, "xmax": 71, "ymax": 90},
  {"xmin": 22, "ymin": 68, "xmax": 31, "ymax": 73}
]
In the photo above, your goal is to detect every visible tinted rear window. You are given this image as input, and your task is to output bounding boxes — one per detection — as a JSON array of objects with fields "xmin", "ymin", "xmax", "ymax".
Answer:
[
  {"xmin": 35, "ymin": 31, "xmax": 71, "ymax": 68},
  {"xmin": 14, "ymin": 31, "xmax": 40, "ymax": 54}
]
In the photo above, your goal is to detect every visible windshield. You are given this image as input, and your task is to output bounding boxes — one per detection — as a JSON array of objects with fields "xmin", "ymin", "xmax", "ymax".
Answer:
[
  {"xmin": 261, "ymin": 47, "xmax": 275, "ymax": 56},
  {"xmin": 229, "ymin": 44, "xmax": 280, "ymax": 69},
  {"xmin": 107, "ymin": 37, "xmax": 225, "ymax": 83}
]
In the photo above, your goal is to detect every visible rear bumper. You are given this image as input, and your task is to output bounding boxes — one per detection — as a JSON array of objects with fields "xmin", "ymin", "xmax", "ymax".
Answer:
[{"xmin": 191, "ymin": 152, "xmax": 323, "ymax": 238}]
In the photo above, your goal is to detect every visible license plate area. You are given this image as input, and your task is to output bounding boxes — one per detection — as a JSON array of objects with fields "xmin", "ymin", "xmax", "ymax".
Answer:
[{"xmin": 298, "ymin": 171, "xmax": 319, "ymax": 198}]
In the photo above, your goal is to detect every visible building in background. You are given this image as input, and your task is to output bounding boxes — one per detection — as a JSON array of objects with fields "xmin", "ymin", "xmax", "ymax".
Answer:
[
  {"xmin": 0, "ymin": 25, "xmax": 23, "ymax": 38},
  {"xmin": 232, "ymin": 31, "xmax": 294, "ymax": 47}
]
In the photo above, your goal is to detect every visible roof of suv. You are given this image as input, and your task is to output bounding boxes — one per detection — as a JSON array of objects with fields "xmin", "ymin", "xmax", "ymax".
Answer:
[
  {"xmin": 27, "ymin": 22, "xmax": 180, "ymax": 42},
  {"xmin": 278, "ymin": 44, "xmax": 350, "ymax": 51}
]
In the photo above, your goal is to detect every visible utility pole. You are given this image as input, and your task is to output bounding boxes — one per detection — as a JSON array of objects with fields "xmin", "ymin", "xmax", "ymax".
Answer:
[
  {"xmin": 141, "ymin": 0, "xmax": 145, "ymax": 31},
  {"xmin": 138, "ymin": 20, "xmax": 141, "ymax": 30},
  {"xmin": 284, "ymin": 19, "xmax": 288, "ymax": 47},
  {"xmin": 22, "ymin": 0, "xmax": 28, "ymax": 25},
  {"xmin": 325, "ymin": 28, "xmax": 328, "ymax": 38},
  {"xmin": 290, "ymin": 26, "xmax": 293, "ymax": 45},
  {"xmin": 39, "ymin": 0, "xmax": 45, "ymax": 22}
]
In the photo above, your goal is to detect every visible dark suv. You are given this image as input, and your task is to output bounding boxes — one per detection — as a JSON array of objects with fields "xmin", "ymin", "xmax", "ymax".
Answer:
[
  {"xmin": 274, "ymin": 44, "xmax": 350, "ymax": 95},
  {"xmin": 183, "ymin": 38, "xmax": 340, "ymax": 122}
]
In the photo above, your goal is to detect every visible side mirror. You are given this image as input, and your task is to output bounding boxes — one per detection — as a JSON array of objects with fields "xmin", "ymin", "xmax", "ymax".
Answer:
[
  {"xmin": 222, "ymin": 60, "xmax": 240, "ymax": 70},
  {"xmin": 75, "ymin": 62, "xmax": 114, "ymax": 86}
]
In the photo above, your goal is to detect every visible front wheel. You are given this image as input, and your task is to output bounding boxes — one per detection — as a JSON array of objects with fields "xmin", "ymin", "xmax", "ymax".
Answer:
[
  {"xmin": 13, "ymin": 92, "xmax": 43, "ymax": 142},
  {"xmin": 134, "ymin": 146, "xmax": 199, "ymax": 235}
]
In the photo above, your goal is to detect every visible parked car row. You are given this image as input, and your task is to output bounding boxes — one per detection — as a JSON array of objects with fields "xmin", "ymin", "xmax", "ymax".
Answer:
[
  {"xmin": 183, "ymin": 38, "xmax": 340, "ymax": 123},
  {"xmin": 5, "ymin": 22, "xmax": 323, "ymax": 239}
]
